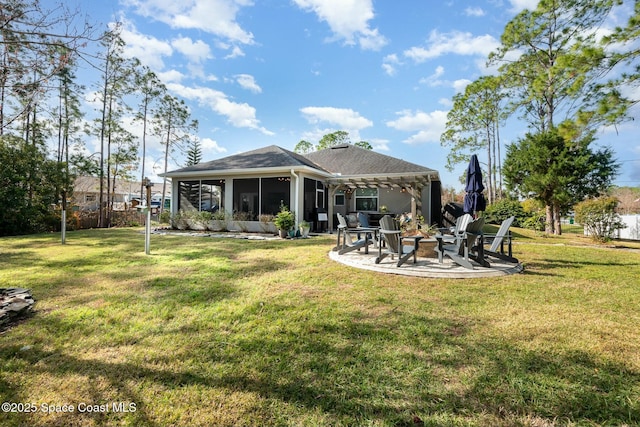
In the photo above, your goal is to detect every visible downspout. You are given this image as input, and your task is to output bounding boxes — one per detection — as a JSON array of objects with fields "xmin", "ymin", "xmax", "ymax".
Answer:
[{"xmin": 290, "ymin": 169, "xmax": 299, "ymax": 228}]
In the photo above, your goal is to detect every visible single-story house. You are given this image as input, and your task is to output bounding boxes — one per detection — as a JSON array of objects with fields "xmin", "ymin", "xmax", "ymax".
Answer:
[
  {"xmin": 73, "ymin": 176, "xmax": 170, "ymax": 211},
  {"xmin": 161, "ymin": 144, "xmax": 442, "ymax": 231}
]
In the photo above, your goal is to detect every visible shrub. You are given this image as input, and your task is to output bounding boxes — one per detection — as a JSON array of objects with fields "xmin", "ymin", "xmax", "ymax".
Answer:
[
  {"xmin": 273, "ymin": 204, "xmax": 295, "ymax": 231},
  {"xmin": 522, "ymin": 212, "xmax": 546, "ymax": 232},
  {"xmin": 171, "ymin": 210, "xmax": 189, "ymax": 230},
  {"xmin": 574, "ymin": 196, "xmax": 625, "ymax": 242},
  {"xmin": 484, "ymin": 199, "xmax": 526, "ymax": 226},
  {"xmin": 259, "ymin": 214, "xmax": 276, "ymax": 233},
  {"xmin": 159, "ymin": 211, "xmax": 171, "ymax": 224},
  {"xmin": 207, "ymin": 210, "xmax": 228, "ymax": 231},
  {"xmin": 230, "ymin": 211, "xmax": 249, "ymax": 232},
  {"xmin": 196, "ymin": 210, "xmax": 213, "ymax": 223},
  {"xmin": 520, "ymin": 198, "xmax": 545, "ymax": 232}
]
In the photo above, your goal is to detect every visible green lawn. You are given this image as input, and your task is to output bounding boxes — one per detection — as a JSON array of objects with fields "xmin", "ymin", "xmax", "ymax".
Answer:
[{"xmin": 1, "ymin": 228, "xmax": 639, "ymax": 427}]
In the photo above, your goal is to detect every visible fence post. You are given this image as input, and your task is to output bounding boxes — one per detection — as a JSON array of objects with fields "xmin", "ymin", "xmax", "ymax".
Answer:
[{"xmin": 144, "ymin": 178, "xmax": 152, "ymax": 255}]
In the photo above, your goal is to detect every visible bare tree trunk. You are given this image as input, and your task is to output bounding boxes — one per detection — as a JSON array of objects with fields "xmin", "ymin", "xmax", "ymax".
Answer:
[
  {"xmin": 140, "ymin": 101, "xmax": 148, "ymax": 203},
  {"xmin": 98, "ymin": 74, "xmax": 108, "ymax": 228},
  {"xmin": 497, "ymin": 126, "xmax": 503, "ymax": 199},
  {"xmin": 160, "ymin": 124, "xmax": 171, "ymax": 215},
  {"xmin": 486, "ymin": 128, "xmax": 493, "ymax": 205},
  {"xmin": 491, "ymin": 124, "xmax": 497, "ymax": 202}
]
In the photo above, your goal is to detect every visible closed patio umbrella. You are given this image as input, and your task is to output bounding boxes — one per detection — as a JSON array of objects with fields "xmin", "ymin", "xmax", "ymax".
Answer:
[{"xmin": 463, "ymin": 154, "xmax": 486, "ymax": 216}]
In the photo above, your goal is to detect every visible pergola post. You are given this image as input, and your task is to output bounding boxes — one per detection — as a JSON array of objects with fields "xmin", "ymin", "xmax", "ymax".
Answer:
[{"xmin": 327, "ymin": 184, "xmax": 340, "ymax": 232}]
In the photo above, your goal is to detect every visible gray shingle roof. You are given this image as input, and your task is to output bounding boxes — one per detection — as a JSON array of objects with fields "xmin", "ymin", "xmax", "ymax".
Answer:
[
  {"xmin": 304, "ymin": 144, "xmax": 437, "ymax": 175},
  {"xmin": 168, "ymin": 145, "xmax": 325, "ymax": 173},
  {"xmin": 165, "ymin": 144, "xmax": 439, "ymax": 183}
]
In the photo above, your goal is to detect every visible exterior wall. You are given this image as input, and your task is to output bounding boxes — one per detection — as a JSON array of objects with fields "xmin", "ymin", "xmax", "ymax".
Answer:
[
  {"xmin": 615, "ymin": 215, "xmax": 640, "ymax": 240},
  {"xmin": 168, "ymin": 170, "xmax": 328, "ymax": 231},
  {"xmin": 167, "ymin": 173, "xmax": 440, "ymax": 232},
  {"xmin": 337, "ymin": 187, "xmax": 425, "ymax": 217},
  {"xmin": 378, "ymin": 189, "xmax": 411, "ymax": 214}
]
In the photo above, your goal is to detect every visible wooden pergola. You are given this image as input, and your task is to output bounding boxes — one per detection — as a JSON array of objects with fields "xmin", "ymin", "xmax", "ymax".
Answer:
[{"xmin": 325, "ymin": 172, "xmax": 437, "ymax": 230}]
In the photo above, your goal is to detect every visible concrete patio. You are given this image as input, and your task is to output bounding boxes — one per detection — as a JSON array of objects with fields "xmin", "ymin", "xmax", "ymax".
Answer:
[{"xmin": 329, "ymin": 248, "xmax": 523, "ymax": 279}]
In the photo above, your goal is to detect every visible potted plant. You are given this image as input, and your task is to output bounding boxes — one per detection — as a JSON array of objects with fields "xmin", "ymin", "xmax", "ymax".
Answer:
[
  {"xmin": 298, "ymin": 220, "xmax": 310, "ymax": 238},
  {"xmin": 274, "ymin": 204, "xmax": 295, "ymax": 238}
]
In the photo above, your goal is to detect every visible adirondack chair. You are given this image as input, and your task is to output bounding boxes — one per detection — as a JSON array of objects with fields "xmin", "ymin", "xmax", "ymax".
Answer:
[
  {"xmin": 438, "ymin": 213, "xmax": 473, "ymax": 244},
  {"xmin": 375, "ymin": 215, "xmax": 421, "ymax": 267},
  {"xmin": 483, "ymin": 216, "xmax": 518, "ymax": 263},
  {"xmin": 357, "ymin": 212, "xmax": 379, "ymax": 247},
  {"xmin": 435, "ymin": 217, "xmax": 489, "ymax": 269},
  {"xmin": 336, "ymin": 212, "xmax": 371, "ymax": 255}
]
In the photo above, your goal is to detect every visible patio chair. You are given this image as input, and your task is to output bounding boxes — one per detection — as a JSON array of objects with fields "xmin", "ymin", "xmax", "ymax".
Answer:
[
  {"xmin": 438, "ymin": 213, "xmax": 473, "ymax": 244},
  {"xmin": 357, "ymin": 212, "xmax": 379, "ymax": 247},
  {"xmin": 482, "ymin": 216, "xmax": 518, "ymax": 263},
  {"xmin": 336, "ymin": 212, "xmax": 371, "ymax": 255},
  {"xmin": 435, "ymin": 217, "xmax": 489, "ymax": 269},
  {"xmin": 375, "ymin": 215, "xmax": 420, "ymax": 267}
]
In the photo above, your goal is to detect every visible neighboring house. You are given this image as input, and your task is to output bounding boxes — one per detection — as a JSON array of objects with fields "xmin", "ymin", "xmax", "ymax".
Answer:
[
  {"xmin": 161, "ymin": 144, "xmax": 441, "ymax": 231},
  {"xmin": 72, "ymin": 176, "xmax": 170, "ymax": 211}
]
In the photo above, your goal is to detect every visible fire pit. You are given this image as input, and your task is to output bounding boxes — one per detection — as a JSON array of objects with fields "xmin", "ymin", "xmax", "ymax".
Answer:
[{"xmin": 0, "ymin": 288, "xmax": 35, "ymax": 330}]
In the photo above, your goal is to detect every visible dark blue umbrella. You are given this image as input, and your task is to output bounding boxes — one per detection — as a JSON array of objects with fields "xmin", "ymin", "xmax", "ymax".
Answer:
[{"xmin": 463, "ymin": 154, "xmax": 486, "ymax": 215}]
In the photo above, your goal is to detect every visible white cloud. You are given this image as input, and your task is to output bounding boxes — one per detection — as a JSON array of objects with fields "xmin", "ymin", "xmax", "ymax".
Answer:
[
  {"xmin": 417, "ymin": 68, "xmax": 471, "ymax": 92},
  {"xmin": 235, "ymin": 74, "xmax": 262, "ymax": 93},
  {"xmin": 123, "ymin": 0, "xmax": 255, "ymax": 45},
  {"xmin": 382, "ymin": 53, "xmax": 401, "ymax": 76},
  {"xmin": 404, "ymin": 30, "xmax": 500, "ymax": 62},
  {"xmin": 438, "ymin": 98, "xmax": 453, "ymax": 108},
  {"xmin": 465, "ymin": 7, "xmax": 485, "ymax": 17},
  {"xmin": 225, "ymin": 45, "xmax": 246, "ymax": 59},
  {"xmin": 381, "ymin": 63, "xmax": 395, "ymax": 76},
  {"xmin": 386, "ymin": 109, "xmax": 448, "ymax": 144},
  {"xmin": 167, "ymin": 83, "xmax": 273, "ymax": 135},
  {"xmin": 157, "ymin": 69, "xmax": 186, "ymax": 83},
  {"xmin": 419, "ymin": 65, "xmax": 446, "ymax": 87},
  {"xmin": 300, "ymin": 106, "xmax": 373, "ymax": 130},
  {"xmin": 201, "ymin": 137, "xmax": 227, "ymax": 154},
  {"xmin": 118, "ymin": 22, "xmax": 173, "ymax": 70},
  {"xmin": 508, "ymin": 0, "xmax": 539, "ymax": 13},
  {"xmin": 358, "ymin": 28, "xmax": 387, "ymax": 51},
  {"xmin": 171, "ymin": 36, "xmax": 212, "ymax": 63},
  {"xmin": 452, "ymin": 79, "xmax": 472, "ymax": 93},
  {"xmin": 292, "ymin": 0, "xmax": 387, "ymax": 50},
  {"xmin": 369, "ymin": 138, "xmax": 390, "ymax": 151}
]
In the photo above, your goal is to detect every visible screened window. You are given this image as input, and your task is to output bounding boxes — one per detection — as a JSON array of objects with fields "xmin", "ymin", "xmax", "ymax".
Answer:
[
  {"xmin": 200, "ymin": 180, "xmax": 223, "ymax": 212},
  {"xmin": 233, "ymin": 178, "xmax": 259, "ymax": 220},
  {"xmin": 355, "ymin": 188, "xmax": 378, "ymax": 211},
  {"xmin": 178, "ymin": 180, "xmax": 200, "ymax": 211},
  {"xmin": 178, "ymin": 180, "xmax": 224, "ymax": 212},
  {"xmin": 261, "ymin": 177, "xmax": 290, "ymax": 215},
  {"xmin": 316, "ymin": 181, "xmax": 325, "ymax": 209}
]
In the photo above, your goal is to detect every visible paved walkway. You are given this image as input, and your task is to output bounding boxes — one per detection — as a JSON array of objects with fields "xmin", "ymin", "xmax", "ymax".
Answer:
[{"xmin": 329, "ymin": 249, "xmax": 523, "ymax": 279}]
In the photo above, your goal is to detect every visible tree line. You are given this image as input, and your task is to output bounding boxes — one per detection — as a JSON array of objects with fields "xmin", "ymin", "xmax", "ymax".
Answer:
[
  {"xmin": 441, "ymin": 0, "xmax": 639, "ymax": 234},
  {"xmin": 0, "ymin": 0, "xmax": 198, "ymax": 235}
]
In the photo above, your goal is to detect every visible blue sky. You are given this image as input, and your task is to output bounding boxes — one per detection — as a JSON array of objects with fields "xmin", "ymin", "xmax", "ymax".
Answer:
[{"xmin": 67, "ymin": 0, "xmax": 639, "ymax": 190}]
